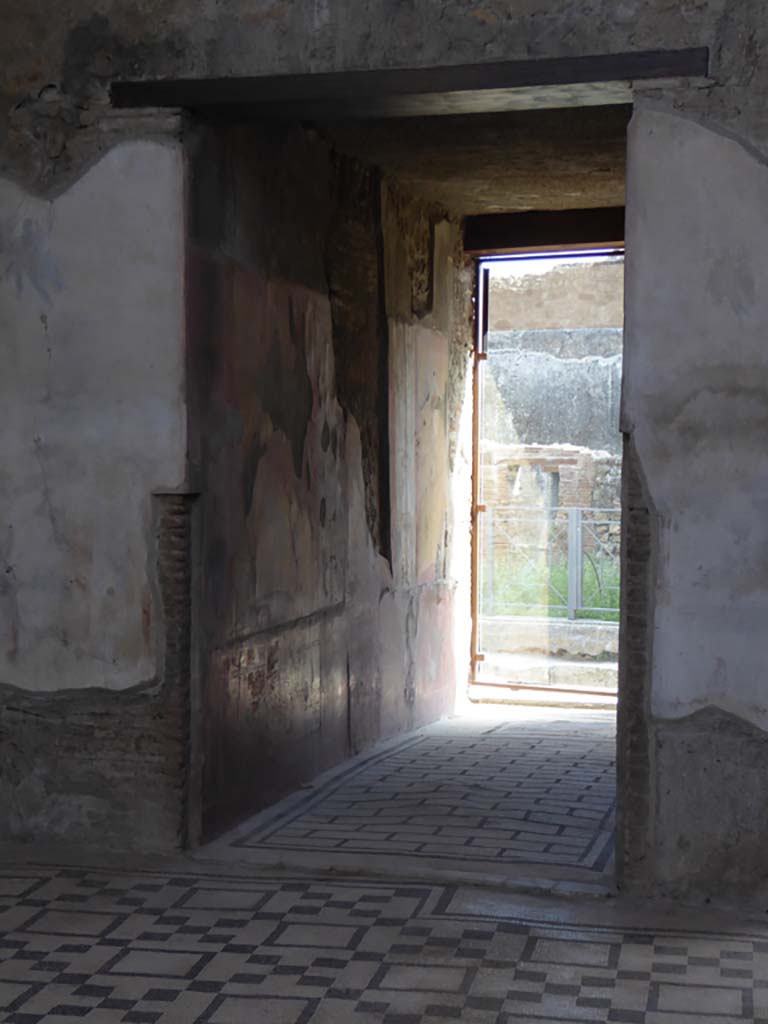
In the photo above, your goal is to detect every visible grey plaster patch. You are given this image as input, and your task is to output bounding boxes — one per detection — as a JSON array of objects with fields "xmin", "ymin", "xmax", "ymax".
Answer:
[
  {"xmin": 487, "ymin": 348, "xmax": 622, "ymax": 454},
  {"xmin": 653, "ymin": 707, "xmax": 768, "ymax": 895},
  {"xmin": 0, "ymin": 680, "xmax": 179, "ymax": 848},
  {"xmin": 624, "ymin": 107, "xmax": 768, "ymax": 734},
  {"xmin": 0, "ymin": 208, "xmax": 62, "ymax": 304},
  {"xmin": 0, "ymin": 140, "xmax": 186, "ymax": 693},
  {"xmin": 634, "ymin": 95, "xmax": 768, "ymax": 171}
]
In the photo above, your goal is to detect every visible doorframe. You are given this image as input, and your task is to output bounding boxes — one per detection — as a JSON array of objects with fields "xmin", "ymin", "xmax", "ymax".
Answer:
[
  {"xmin": 467, "ymin": 237, "xmax": 626, "ymax": 695},
  {"xmin": 109, "ymin": 52, "xmax": 708, "ymax": 871},
  {"xmin": 469, "ymin": 263, "xmax": 490, "ymax": 687}
]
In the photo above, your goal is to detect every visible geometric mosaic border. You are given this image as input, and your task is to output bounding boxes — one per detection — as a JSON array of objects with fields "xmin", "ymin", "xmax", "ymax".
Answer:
[
  {"xmin": 1, "ymin": 865, "xmax": 766, "ymax": 1023},
  {"xmin": 231, "ymin": 723, "xmax": 616, "ymax": 876}
]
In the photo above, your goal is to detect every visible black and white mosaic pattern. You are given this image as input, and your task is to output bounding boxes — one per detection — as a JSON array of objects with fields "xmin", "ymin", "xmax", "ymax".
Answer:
[
  {"xmin": 0, "ymin": 865, "xmax": 767, "ymax": 1023},
  {"xmin": 230, "ymin": 715, "xmax": 616, "ymax": 878}
]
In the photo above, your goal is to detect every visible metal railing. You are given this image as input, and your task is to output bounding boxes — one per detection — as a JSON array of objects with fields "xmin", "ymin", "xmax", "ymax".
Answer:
[{"xmin": 480, "ymin": 505, "xmax": 621, "ymax": 620}]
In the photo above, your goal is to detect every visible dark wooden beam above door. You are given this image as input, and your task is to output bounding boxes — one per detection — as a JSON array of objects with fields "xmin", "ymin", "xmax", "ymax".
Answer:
[
  {"xmin": 111, "ymin": 48, "xmax": 708, "ymax": 118},
  {"xmin": 464, "ymin": 207, "xmax": 626, "ymax": 255}
]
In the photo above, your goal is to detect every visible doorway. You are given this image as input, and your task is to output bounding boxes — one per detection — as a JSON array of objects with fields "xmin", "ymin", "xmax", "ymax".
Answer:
[{"xmin": 471, "ymin": 248, "xmax": 624, "ymax": 703}]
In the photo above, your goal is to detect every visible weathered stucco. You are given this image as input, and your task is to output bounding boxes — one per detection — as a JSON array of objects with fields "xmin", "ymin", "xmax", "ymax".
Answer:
[
  {"xmin": 0, "ymin": 139, "xmax": 186, "ymax": 693},
  {"xmin": 187, "ymin": 121, "xmax": 470, "ymax": 840},
  {"xmin": 4, "ymin": 2, "xmax": 767, "ymax": 196},
  {"xmin": 0, "ymin": 138, "xmax": 188, "ymax": 848},
  {"xmin": 621, "ymin": 105, "xmax": 768, "ymax": 893},
  {"xmin": 625, "ymin": 107, "xmax": 768, "ymax": 732},
  {"xmin": 0, "ymin": 494, "xmax": 192, "ymax": 850}
]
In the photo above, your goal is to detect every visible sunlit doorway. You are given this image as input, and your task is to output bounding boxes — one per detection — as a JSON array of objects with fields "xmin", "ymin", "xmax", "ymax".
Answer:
[{"xmin": 472, "ymin": 249, "xmax": 624, "ymax": 700}]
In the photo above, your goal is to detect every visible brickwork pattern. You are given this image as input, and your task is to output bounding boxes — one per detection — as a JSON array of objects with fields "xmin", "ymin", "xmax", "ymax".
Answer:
[
  {"xmin": 0, "ymin": 495, "xmax": 193, "ymax": 853},
  {"xmin": 155, "ymin": 494, "xmax": 194, "ymax": 847},
  {"xmin": 616, "ymin": 438, "xmax": 654, "ymax": 889}
]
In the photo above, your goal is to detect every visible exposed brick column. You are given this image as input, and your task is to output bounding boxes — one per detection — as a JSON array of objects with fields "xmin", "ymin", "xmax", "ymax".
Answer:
[
  {"xmin": 155, "ymin": 493, "xmax": 195, "ymax": 847},
  {"xmin": 616, "ymin": 434, "xmax": 656, "ymax": 889}
]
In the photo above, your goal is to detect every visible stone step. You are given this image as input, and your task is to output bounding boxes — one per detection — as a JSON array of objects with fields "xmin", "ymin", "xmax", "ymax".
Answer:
[
  {"xmin": 479, "ymin": 652, "xmax": 618, "ymax": 691},
  {"xmin": 468, "ymin": 682, "xmax": 617, "ymax": 709},
  {"xmin": 481, "ymin": 616, "xmax": 618, "ymax": 660}
]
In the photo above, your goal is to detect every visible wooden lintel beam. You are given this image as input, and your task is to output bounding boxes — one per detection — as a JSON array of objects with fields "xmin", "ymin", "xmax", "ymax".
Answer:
[
  {"xmin": 111, "ymin": 48, "xmax": 708, "ymax": 116},
  {"xmin": 463, "ymin": 207, "xmax": 626, "ymax": 255}
]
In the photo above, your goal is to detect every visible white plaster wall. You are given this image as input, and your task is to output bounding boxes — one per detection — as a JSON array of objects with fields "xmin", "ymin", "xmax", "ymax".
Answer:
[
  {"xmin": 624, "ymin": 108, "xmax": 768, "ymax": 727},
  {"xmin": 0, "ymin": 141, "xmax": 187, "ymax": 692}
]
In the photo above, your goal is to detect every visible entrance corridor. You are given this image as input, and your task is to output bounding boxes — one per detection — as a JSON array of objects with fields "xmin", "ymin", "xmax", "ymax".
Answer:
[{"xmin": 203, "ymin": 708, "xmax": 616, "ymax": 893}]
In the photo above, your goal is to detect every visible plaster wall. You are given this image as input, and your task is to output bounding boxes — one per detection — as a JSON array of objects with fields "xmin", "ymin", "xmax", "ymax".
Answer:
[
  {"xmin": 625, "ymin": 108, "xmax": 768, "ymax": 730},
  {"xmin": 485, "ymin": 344, "xmax": 622, "ymax": 455},
  {"xmin": 0, "ymin": 138, "xmax": 189, "ymax": 847},
  {"xmin": 621, "ymin": 106, "xmax": 768, "ymax": 890},
  {"xmin": 0, "ymin": 140, "xmax": 186, "ymax": 691},
  {"xmin": 187, "ymin": 122, "xmax": 469, "ymax": 840}
]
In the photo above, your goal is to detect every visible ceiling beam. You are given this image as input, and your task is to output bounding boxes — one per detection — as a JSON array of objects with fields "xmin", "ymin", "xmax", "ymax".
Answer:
[
  {"xmin": 111, "ymin": 48, "xmax": 708, "ymax": 118},
  {"xmin": 464, "ymin": 207, "xmax": 626, "ymax": 254}
]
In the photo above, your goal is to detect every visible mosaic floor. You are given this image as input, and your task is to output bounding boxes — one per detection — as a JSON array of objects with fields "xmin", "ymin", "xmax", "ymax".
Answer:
[
  {"xmin": 1, "ymin": 863, "xmax": 767, "ymax": 1023},
  {"xmin": 209, "ymin": 710, "xmax": 616, "ymax": 889}
]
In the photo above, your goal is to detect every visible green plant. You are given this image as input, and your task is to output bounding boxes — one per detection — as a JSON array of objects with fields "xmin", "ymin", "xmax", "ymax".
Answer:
[{"xmin": 481, "ymin": 551, "xmax": 620, "ymax": 622}]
